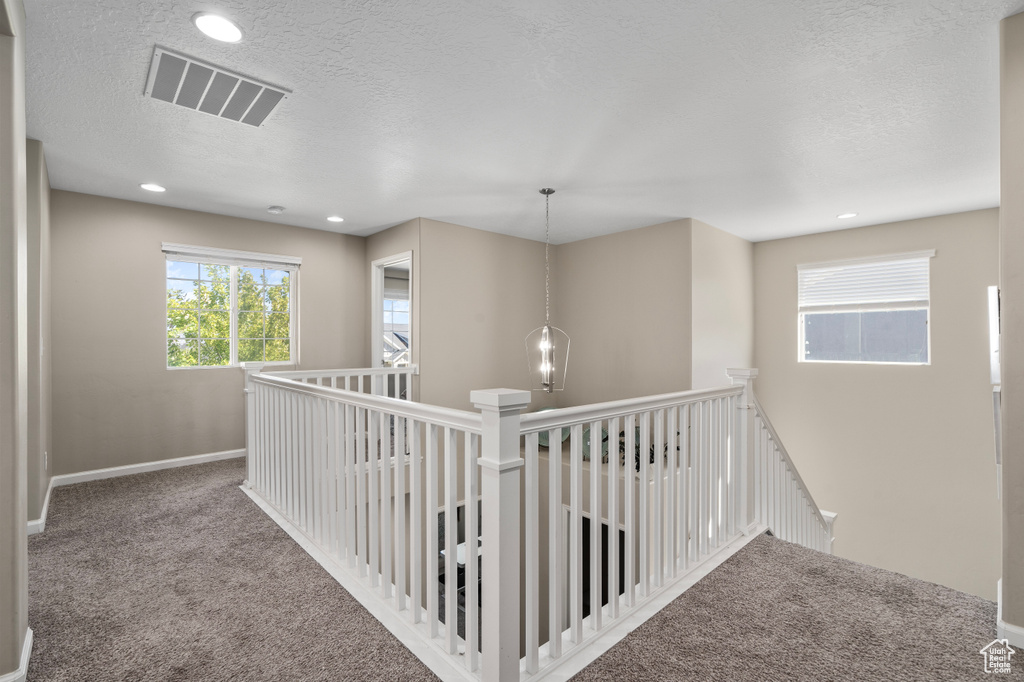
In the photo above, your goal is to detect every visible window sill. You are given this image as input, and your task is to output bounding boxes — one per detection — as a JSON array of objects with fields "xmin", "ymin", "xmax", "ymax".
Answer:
[
  {"xmin": 798, "ymin": 359, "xmax": 930, "ymax": 366},
  {"xmin": 167, "ymin": 361, "xmax": 295, "ymax": 371}
]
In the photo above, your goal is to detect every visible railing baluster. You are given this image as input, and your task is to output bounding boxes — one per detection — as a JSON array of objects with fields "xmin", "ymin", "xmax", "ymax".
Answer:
[
  {"xmin": 730, "ymin": 395, "xmax": 738, "ymax": 537},
  {"xmin": 345, "ymin": 404, "xmax": 356, "ymax": 567},
  {"xmin": 525, "ymin": 431, "xmax": 539, "ymax": 673},
  {"xmin": 426, "ymin": 424, "xmax": 439, "ymax": 638},
  {"xmin": 679, "ymin": 404, "xmax": 689, "ymax": 571},
  {"xmin": 696, "ymin": 401, "xmax": 706, "ymax": 560},
  {"xmin": 664, "ymin": 407, "xmax": 675, "ymax": 579},
  {"xmin": 712, "ymin": 400, "xmax": 720, "ymax": 550},
  {"xmin": 333, "ymin": 402, "xmax": 344, "ymax": 560},
  {"xmin": 652, "ymin": 410, "xmax": 663, "ymax": 588},
  {"xmin": 624, "ymin": 414, "xmax": 635, "ymax": 607},
  {"xmin": 275, "ymin": 389, "xmax": 283, "ymax": 512},
  {"xmin": 304, "ymin": 395, "xmax": 313, "ymax": 537},
  {"xmin": 287, "ymin": 393, "xmax": 296, "ymax": 521},
  {"xmin": 548, "ymin": 427, "xmax": 564, "ymax": 659},
  {"xmin": 255, "ymin": 384, "xmax": 264, "ymax": 493},
  {"xmin": 272, "ymin": 387, "xmax": 279, "ymax": 504},
  {"xmin": 356, "ymin": 407, "xmax": 367, "ymax": 577},
  {"xmin": 570, "ymin": 423, "xmax": 583, "ymax": 643},
  {"xmin": 443, "ymin": 427, "xmax": 457, "ymax": 654},
  {"xmin": 774, "ymin": 443, "xmax": 782, "ymax": 539},
  {"xmin": 764, "ymin": 427, "xmax": 772, "ymax": 532},
  {"xmin": 395, "ymin": 416, "xmax": 407, "ymax": 612},
  {"xmin": 381, "ymin": 412, "xmax": 393, "ymax": 600},
  {"xmin": 465, "ymin": 432, "xmax": 480, "ymax": 672},
  {"xmin": 607, "ymin": 416, "xmax": 619, "ymax": 618},
  {"xmin": 295, "ymin": 395, "xmax": 303, "ymax": 529},
  {"xmin": 720, "ymin": 397, "xmax": 728, "ymax": 541},
  {"xmin": 410, "ymin": 420, "xmax": 422, "ymax": 624},
  {"xmin": 639, "ymin": 410, "xmax": 650, "ymax": 596},
  {"xmin": 369, "ymin": 410, "xmax": 380, "ymax": 587},
  {"xmin": 589, "ymin": 420, "xmax": 602, "ymax": 630},
  {"xmin": 314, "ymin": 397, "xmax": 325, "ymax": 547}
]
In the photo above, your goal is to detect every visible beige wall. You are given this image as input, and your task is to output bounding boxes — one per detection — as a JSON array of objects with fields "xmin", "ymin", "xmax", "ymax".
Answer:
[
  {"xmin": 0, "ymin": 0, "xmax": 28, "ymax": 674},
  {"xmin": 26, "ymin": 138, "xmax": 50, "ymax": 521},
  {"xmin": 1000, "ymin": 12, "xmax": 1024, "ymax": 634},
  {"xmin": 417, "ymin": 218, "xmax": 550, "ymax": 412},
  {"xmin": 50, "ymin": 191, "xmax": 367, "ymax": 475},
  {"xmin": 753, "ymin": 209, "xmax": 1001, "ymax": 599},
  {"xmin": 691, "ymin": 219, "xmax": 753, "ymax": 389},
  {"xmin": 554, "ymin": 219, "xmax": 693, "ymax": 407}
]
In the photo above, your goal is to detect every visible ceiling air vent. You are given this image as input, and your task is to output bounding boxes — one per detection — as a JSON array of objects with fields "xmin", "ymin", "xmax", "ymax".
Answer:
[{"xmin": 144, "ymin": 47, "xmax": 290, "ymax": 127}]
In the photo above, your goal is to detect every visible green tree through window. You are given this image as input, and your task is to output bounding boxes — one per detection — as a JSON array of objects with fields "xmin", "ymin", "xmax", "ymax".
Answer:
[{"xmin": 167, "ymin": 259, "xmax": 293, "ymax": 367}]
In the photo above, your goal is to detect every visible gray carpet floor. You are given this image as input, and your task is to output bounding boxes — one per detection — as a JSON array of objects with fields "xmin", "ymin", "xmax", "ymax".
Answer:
[
  {"xmin": 571, "ymin": 533, "xmax": 1023, "ymax": 682},
  {"xmin": 28, "ymin": 458, "xmax": 438, "ymax": 681},
  {"xmin": 28, "ymin": 457, "xmax": 1022, "ymax": 681}
]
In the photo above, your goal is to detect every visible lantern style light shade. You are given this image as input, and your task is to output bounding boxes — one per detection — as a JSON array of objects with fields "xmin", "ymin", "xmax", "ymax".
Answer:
[{"xmin": 526, "ymin": 324, "xmax": 569, "ymax": 392}]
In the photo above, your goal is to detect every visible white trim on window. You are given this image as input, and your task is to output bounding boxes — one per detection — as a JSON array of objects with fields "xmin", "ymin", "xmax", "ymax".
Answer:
[
  {"xmin": 796, "ymin": 249, "xmax": 935, "ymax": 272},
  {"xmin": 797, "ymin": 250, "xmax": 934, "ymax": 365},
  {"xmin": 162, "ymin": 242, "xmax": 302, "ymax": 268},
  {"xmin": 165, "ymin": 245, "xmax": 299, "ymax": 369},
  {"xmin": 372, "ymin": 251, "xmax": 413, "ymax": 368}
]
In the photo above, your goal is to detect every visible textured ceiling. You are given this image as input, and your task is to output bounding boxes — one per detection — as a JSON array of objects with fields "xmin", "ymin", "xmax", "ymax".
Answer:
[{"xmin": 22, "ymin": 0, "xmax": 1024, "ymax": 243}]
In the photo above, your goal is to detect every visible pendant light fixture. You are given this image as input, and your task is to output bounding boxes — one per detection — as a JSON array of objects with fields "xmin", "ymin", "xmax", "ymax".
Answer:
[{"xmin": 526, "ymin": 188, "xmax": 570, "ymax": 392}]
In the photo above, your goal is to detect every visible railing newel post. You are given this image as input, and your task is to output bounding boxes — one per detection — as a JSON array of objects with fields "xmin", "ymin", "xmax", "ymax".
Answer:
[
  {"xmin": 471, "ymin": 388, "xmax": 531, "ymax": 682},
  {"xmin": 242, "ymin": 362, "xmax": 266, "ymax": 488},
  {"xmin": 726, "ymin": 368, "xmax": 758, "ymax": 535}
]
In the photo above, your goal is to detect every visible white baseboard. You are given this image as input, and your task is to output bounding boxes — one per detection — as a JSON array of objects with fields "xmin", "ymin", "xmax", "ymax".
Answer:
[
  {"xmin": 27, "ymin": 449, "xmax": 245, "ymax": 535},
  {"xmin": 0, "ymin": 628, "xmax": 32, "ymax": 682},
  {"xmin": 997, "ymin": 579, "xmax": 1024, "ymax": 649},
  {"xmin": 47, "ymin": 449, "xmax": 245, "ymax": 489},
  {"xmin": 26, "ymin": 477, "xmax": 54, "ymax": 536}
]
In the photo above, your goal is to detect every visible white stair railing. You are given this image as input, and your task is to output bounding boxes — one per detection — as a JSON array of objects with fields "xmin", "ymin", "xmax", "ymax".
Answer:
[
  {"xmin": 243, "ymin": 367, "xmax": 488, "ymax": 679},
  {"xmin": 516, "ymin": 384, "xmax": 745, "ymax": 674},
  {"xmin": 750, "ymin": 393, "xmax": 836, "ymax": 553},
  {"xmin": 264, "ymin": 365, "xmax": 417, "ymax": 400},
  {"xmin": 241, "ymin": 366, "xmax": 833, "ymax": 682}
]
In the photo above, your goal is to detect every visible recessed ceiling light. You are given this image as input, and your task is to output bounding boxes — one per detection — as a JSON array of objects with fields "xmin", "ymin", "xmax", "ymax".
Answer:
[
  {"xmin": 140, "ymin": 183, "xmax": 166, "ymax": 192},
  {"xmin": 192, "ymin": 13, "xmax": 243, "ymax": 43},
  {"xmin": 837, "ymin": 212, "xmax": 858, "ymax": 220},
  {"xmin": 267, "ymin": 206, "xmax": 285, "ymax": 215},
  {"xmin": 327, "ymin": 216, "xmax": 344, "ymax": 223}
]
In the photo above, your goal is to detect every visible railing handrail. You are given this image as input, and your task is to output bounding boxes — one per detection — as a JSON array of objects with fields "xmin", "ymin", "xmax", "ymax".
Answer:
[
  {"xmin": 751, "ymin": 392, "xmax": 828, "ymax": 529},
  {"xmin": 518, "ymin": 384, "xmax": 743, "ymax": 434},
  {"xmin": 265, "ymin": 365, "xmax": 419, "ymax": 380},
  {"xmin": 252, "ymin": 373, "xmax": 482, "ymax": 434}
]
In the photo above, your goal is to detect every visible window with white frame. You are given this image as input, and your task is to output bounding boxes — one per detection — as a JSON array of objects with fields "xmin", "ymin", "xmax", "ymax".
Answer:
[
  {"xmin": 382, "ymin": 269, "xmax": 411, "ymax": 367},
  {"xmin": 164, "ymin": 244, "xmax": 299, "ymax": 368},
  {"xmin": 798, "ymin": 251, "xmax": 934, "ymax": 364}
]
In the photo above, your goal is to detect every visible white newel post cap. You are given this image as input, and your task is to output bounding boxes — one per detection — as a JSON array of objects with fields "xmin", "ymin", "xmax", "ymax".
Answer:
[
  {"xmin": 726, "ymin": 368, "xmax": 758, "ymax": 382},
  {"xmin": 470, "ymin": 388, "xmax": 532, "ymax": 411},
  {"xmin": 472, "ymin": 389, "xmax": 530, "ymax": 473},
  {"xmin": 242, "ymin": 362, "xmax": 265, "ymax": 386},
  {"xmin": 726, "ymin": 368, "xmax": 757, "ymax": 408}
]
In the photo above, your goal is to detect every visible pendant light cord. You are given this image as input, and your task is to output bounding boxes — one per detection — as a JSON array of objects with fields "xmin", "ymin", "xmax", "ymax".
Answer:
[{"xmin": 545, "ymin": 192, "xmax": 551, "ymax": 326}]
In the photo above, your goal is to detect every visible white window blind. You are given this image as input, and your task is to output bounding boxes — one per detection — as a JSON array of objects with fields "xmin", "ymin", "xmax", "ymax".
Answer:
[
  {"xmin": 161, "ymin": 243, "xmax": 302, "ymax": 269},
  {"xmin": 797, "ymin": 250, "xmax": 934, "ymax": 313}
]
